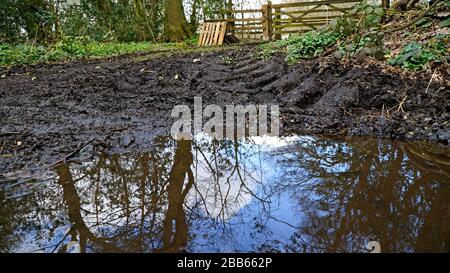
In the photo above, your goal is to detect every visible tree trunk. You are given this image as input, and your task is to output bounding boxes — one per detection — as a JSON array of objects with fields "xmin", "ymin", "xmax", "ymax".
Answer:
[
  {"xmin": 134, "ymin": 0, "xmax": 144, "ymax": 17},
  {"xmin": 21, "ymin": 0, "xmax": 54, "ymax": 43},
  {"xmin": 95, "ymin": 0, "xmax": 112, "ymax": 15},
  {"xmin": 164, "ymin": 0, "xmax": 192, "ymax": 41},
  {"xmin": 189, "ymin": 0, "xmax": 199, "ymax": 33}
]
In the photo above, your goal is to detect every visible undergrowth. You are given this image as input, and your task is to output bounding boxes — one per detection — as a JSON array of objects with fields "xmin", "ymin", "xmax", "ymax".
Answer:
[
  {"xmin": 260, "ymin": 31, "xmax": 340, "ymax": 64},
  {"xmin": 0, "ymin": 39, "xmax": 186, "ymax": 66}
]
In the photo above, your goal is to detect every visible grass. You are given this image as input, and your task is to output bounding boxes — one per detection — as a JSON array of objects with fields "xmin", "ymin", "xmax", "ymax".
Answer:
[{"xmin": 0, "ymin": 40, "xmax": 189, "ymax": 67}]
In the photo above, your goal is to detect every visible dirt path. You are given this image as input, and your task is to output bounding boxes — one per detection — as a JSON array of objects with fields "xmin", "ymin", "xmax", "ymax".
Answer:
[{"xmin": 1, "ymin": 46, "xmax": 449, "ymax": 172}]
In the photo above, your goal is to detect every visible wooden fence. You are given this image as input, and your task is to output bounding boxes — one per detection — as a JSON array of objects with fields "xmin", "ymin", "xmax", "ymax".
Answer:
[
  {"xmin": 206, "ymin": 8, "xmax": 265, "ymax": 40},
  {"xmin": 208, "ymin": 0, "xmax": 389, "ymax": 41}
]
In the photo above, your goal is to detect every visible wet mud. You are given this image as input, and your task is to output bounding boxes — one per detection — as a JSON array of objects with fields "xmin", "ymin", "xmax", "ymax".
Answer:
[{"xmin": 0, "ymin": 46, "xmax": 449, "ymax": 172}]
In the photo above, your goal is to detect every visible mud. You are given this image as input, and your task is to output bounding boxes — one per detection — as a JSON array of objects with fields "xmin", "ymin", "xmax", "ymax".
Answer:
[{"xmin": 0, "ymin": 46, "xmax": 449, "ymax": 172}]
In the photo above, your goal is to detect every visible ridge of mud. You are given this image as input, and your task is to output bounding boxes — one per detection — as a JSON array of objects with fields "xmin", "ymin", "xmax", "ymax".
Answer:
[{"xmin": 0, "ymin": 46, "xmax": 449, "ymax": 172}]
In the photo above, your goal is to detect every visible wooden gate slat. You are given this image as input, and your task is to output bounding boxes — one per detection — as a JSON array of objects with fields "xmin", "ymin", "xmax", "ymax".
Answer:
[
  {"xmin": 208, "ymin": 23, "xmax": 216, "ymax": 45},
  {"xmin": 197, "ymin": 24, "xmax": 206, "ymax": 46},
  {"xmin": 213, "ymin": 22, "xmax": 220, "ymax": 45},
  {"xmin": 203, "ymin": 23, "xmax": 210, "ymax": 46},
  {"xmin": 217, "ymin": 22, "xmax": 227, "ymax": 46},
  {"xmin": 208, "ymin": 23, "xmax": 215, "ymax": 45}
]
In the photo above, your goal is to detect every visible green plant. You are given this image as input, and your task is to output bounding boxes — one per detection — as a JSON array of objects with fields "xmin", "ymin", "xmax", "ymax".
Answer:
[
  {"xmin": 260, "ymin": 28, "xmax": 343, "ymax": 63},
  {"xmin": 388, "ymin": 37, "xmax": 448, "ymax": 70},
  {"xmin": 439, "ymin": 17, "xmax": 450, "ymax": 28},
  {"xmin": 284, "ymin": 31, "xmax": 340, "ymax": 63},
  {"xmin": 0, "ymin": 41, "xmax": 186, "ymax": 67},
  {"xmin": 184, "ymin": 34, "xmax": 200, "ymax": 46},
  {"xmin": 335, "ymin": 1, "xmax": 385, "ymax": 58}
]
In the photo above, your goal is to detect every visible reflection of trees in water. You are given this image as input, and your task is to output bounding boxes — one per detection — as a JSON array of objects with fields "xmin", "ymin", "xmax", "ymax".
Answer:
[
  {"xmin": 53, "ymin": 138, "xmax": 195, "ymax": 253},
  {"xmin": 0, "ymin": 136, "xmax": 449, "ymax": 253},
  {"xmin": 0, "ymin": 137, "xmax": 176, "ymax": 253},
  {"xmin": 0, "ymin": 135, "xmax": 267, "ymax": 253},
  {"xmin": 160, "ymin": 140, "xmax": 193, "ymax": 252},
  {"xmin": 187, "ymin": 137, "xmax": 271, "ymax": 252},
  {"xmin": 267, "ymin": 137, "xmax": 450, "ymax": 253},
  {"xmin": 0, "ymin": 171, "xmax": 67, "ymax": 253}
]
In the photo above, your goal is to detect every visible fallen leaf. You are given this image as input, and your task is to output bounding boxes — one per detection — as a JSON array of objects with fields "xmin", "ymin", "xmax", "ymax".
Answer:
[
  {"xmin": 31, "ymin": 77, "xmax": 37, "ymax": 81},
  {"xmin": 174, "ymin": 74, "xmax": 180, "ymax": 80}
]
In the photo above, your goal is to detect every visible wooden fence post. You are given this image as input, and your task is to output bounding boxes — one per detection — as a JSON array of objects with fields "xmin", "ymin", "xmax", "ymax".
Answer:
[
  {"xmin": 274, "ymin": 7, "xmax": 281, "ymax": 40},
  {"xmin": 262, "ymin": 1, "xmax": 273, "ymax": 41}
]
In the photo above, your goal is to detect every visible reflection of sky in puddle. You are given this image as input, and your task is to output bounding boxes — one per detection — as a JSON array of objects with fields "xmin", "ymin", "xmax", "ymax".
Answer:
[
  {"xmin": 1, "ymin": 134, "xmax": 450, "ymax": 253},
  {"xmin": 189, "ymin": 134, "xmax": 306, "ymax": 252}
]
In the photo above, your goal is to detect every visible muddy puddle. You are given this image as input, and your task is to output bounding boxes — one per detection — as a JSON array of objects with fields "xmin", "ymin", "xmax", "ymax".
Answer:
[{"xmin": 0, "ymin": 134, "xmax": 449, "ymax": 253}]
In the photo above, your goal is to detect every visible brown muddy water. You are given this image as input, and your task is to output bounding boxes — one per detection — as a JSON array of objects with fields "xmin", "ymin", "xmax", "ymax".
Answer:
[{"xmin": 0, "ymin": 134, "xmax": 449, "ymax": 253}]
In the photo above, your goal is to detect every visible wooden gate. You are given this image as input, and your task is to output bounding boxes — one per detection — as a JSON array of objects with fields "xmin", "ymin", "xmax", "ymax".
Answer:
[{"xmin": 270, "ymin": 0, "xmax": 363, "ymax": 39}]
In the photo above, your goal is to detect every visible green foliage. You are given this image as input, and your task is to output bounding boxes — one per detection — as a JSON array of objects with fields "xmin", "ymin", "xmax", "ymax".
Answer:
[
  {"xmin": 184, "ymin": 34, "xmax": 200, "ymax": 47},
  {"xmin": 261, "ymin": 31, "xmax": 340, "ymax": 64},
  {"xmin": 201, "ymin": 0, "xmax": 230, "ymax": 20},
  {"xmin": 0, "ymin": 0, "xmax": 56, "ymax": 44},
  {"xmin": 439, "ymin": 17, "xmax": 450, "ymax": 28},
  {"xmin": 60, "ymin": 1, "xmax": 165, "ymax": 43},
  {"xmin": 334, "ymin": 1, "xmax": 385, "ymax": 58},
  {"xmin": 0, "ymin": 0, "xmax": 165, "ymax": 44},
  {"xmin": 347, "ymin": 1, "xmax": 384, "ymax": 28},
  {"xmin": 0, "ymin": 44, "xmax": 48, "ymax": 65},
  {"xmin": 388, "ymin": 36, "xmax": 448, "ymax": 70},
  {"xmin": 0, "ymin": 41, "xmax": 184, "ymax": 66}
]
